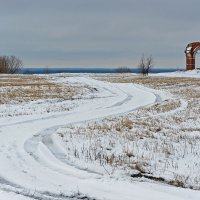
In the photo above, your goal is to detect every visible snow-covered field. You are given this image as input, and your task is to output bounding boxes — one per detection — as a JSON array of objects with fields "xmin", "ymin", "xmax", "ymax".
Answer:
[{"xmin": 0, "ymin": 71, "xmax": 200, "ymax": 200}]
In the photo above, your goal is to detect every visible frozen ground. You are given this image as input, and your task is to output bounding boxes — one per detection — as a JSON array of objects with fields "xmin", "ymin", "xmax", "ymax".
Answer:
[
  {"xmin": 152, "ymin": 69, "xmax": 200, "ymax": 78},
  {"xmin": 0, "ymin": 71, "xmax": 200, "ymax": 199}
]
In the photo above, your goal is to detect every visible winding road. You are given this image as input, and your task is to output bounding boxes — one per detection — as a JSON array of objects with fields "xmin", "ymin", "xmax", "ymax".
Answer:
[{"xmin": 0, "ymin": 77, "xmax": 199, "ymax": 200}]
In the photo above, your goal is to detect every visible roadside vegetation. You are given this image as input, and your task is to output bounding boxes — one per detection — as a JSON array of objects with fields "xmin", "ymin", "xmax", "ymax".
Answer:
[
  {"xmin": 0, "ymin": 75, "xmax": 100, "ymax": 117},
  {"xmin": 57, "ymin": 76, "xmax": 200, "ymax": 190},
  {"xmin": 0, "ymin": 75, "xmax": 79, "ymax": 104}
]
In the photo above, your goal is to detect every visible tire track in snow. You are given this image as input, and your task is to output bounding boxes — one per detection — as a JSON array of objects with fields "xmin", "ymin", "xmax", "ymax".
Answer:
[
  {"xmin": 23, "ymin": 81, "xmax": 158, "ymax": 179},
  {"xmin": 0, "ymin": 77, "xmax": 166, "ymax": 200}
]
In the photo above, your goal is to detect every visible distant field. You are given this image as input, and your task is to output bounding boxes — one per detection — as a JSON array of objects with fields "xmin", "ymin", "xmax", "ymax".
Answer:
[{"xmin": 0, "ymin": 75, "xmax": 79, "ymax": 104}]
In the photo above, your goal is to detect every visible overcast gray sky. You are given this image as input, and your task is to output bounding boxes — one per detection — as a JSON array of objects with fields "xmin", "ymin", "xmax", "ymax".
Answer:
[{"xmin": 1, "ymin": 0, "xmax": 200, "ymax": 68}]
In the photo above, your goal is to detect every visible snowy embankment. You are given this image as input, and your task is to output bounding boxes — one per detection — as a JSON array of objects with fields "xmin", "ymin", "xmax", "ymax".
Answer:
[
  {"xmin": 152, "ymin": 69, "xmax": 200, "ymax": 78},
  {"xmin": 0, "ymin": 75, "xmax": 199, "ymax": 200}
]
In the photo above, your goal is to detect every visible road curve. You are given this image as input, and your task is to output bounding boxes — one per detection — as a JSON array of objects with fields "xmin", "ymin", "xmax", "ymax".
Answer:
[{"xmin": 0, "ymin": 77, "xmax": 199, "ymax": 200}]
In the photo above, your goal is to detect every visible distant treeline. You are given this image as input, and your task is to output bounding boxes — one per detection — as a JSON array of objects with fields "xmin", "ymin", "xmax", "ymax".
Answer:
[{"xmin": 18, "ymin": 67, "xmax": 180, "ymax": 74}]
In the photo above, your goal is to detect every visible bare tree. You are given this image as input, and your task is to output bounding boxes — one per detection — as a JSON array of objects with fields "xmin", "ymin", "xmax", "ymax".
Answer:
[
  {"xmin": 0, "ymin": 55, "xmax": 23, "ymax": 74},
  {"xmin": 0, "ymin": 56, "xmax": 8, "ymax": 73},
  {"xmin": 138, "ymin": 54, "xmax": 153, "ymax": 76}
]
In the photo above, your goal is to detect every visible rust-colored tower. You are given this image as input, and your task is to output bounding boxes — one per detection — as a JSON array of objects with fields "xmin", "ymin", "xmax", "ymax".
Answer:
[{"xmin": 185, "ymin": 42, "xmax": 200, "ymax": 70}]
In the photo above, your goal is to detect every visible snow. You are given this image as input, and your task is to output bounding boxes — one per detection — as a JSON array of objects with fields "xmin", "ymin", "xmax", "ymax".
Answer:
[
  {"xmin": 0, "ymin": 73, "xmax": 199, "ymax": 199},
  {"xmin": 152, "ymin": 69, "xmax": 200, "ymax": 78},
  {"xmin": 0, "ymin": 190, "xmax": 32, "ymax": 200}
]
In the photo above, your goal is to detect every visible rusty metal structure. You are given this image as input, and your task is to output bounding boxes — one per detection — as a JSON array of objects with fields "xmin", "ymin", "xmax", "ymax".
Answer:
[{"xmin": 185, "ymin": 42, "xmax": 200, "ymax": 70}]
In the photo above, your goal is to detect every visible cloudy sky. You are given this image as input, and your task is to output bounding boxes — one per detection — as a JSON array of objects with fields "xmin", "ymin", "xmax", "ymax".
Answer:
[{"xmin": 1, "ymin": 0, "xmax": 200, "ymax": 68}]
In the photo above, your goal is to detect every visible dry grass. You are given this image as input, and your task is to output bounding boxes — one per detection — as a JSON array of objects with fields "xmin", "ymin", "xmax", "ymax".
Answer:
[
  {"xmin": 57, "ymin": 76, "xmax": 200, "ymax": 189},
  {"xmin": 97, "ymin": 76, "xmax": 200, "ymax": 86},
  {"xmin": 0, "ymin": 75, "xmax": 79, "ymax": 104}
]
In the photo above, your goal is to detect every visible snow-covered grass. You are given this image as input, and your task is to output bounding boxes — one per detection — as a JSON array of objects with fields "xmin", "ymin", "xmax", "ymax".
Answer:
[
  {"xmin": 1, "ymin": 72, "xmax": 200, "ymax": 200},
  {"xmin": 0, "ymin": 74, "xmax": 98, "ymax": 117},
  {"xmin": 56, "ymin": 74, "xmax": 200, "ymax": 190},
  {"xmin": 0, "ymin": 75, "xmax": 80, "ymax": 103},
  {"xmin": 152, "ymin": 69, "xmax": 200, "ymax": 78}
]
